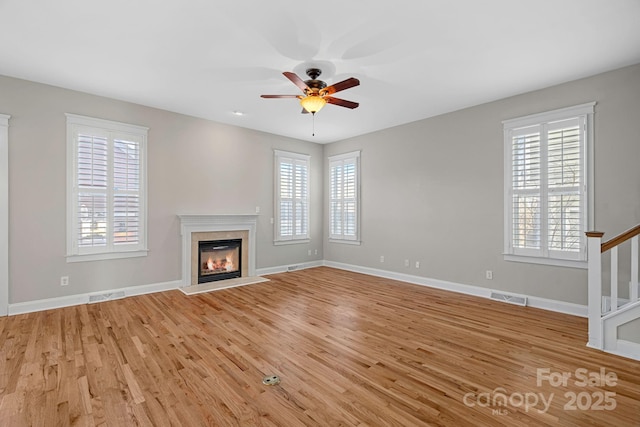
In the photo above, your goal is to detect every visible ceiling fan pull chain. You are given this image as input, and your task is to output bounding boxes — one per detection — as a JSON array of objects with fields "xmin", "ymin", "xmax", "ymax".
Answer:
[{"xmin": 312, "ymin": 112, "xmax": 316, "ymax": 136}]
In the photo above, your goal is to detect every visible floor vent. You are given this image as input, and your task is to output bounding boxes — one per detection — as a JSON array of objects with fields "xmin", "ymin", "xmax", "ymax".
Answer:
[
  {"xmin": 89, "ymin": 291, "xmax": 126, "ymax": 304},
  {"xmin": 489, "ymin": 291, "xmax": 527, "ymax": 307},
  {"xmin": 262, "ymin": 375, "xmax": 281, "ymax": 386},
  {"xmin": 287, "ymin": 265, "xmax": 300, "ymax": 272}
]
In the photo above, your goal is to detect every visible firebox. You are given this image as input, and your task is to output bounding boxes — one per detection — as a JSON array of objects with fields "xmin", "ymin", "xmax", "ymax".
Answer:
[{"xmin": 197, "ymin": 239, "xmax": 242, "ymax": 284}]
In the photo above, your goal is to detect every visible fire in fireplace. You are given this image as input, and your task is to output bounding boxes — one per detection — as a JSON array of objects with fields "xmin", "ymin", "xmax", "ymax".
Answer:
[{"xmin": 198, "ymin": 239, "xmax": 242, "ymax": 284}]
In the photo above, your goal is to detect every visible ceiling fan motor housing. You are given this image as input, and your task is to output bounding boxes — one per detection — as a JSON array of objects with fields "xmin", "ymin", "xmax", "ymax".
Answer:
[{"xmin": 305, "ymin": 68, "xmax": 327, "ymax": 92}]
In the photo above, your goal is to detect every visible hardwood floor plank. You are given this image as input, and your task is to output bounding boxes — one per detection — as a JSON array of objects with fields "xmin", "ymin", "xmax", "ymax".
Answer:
[{"xmin": 0, "ymin": 266, "xmax": 638, "ymax": 426}]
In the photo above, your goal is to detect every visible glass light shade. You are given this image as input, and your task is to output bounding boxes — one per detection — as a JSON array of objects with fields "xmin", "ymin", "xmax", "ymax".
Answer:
[{"xmin": 300, "ymin": 95, "xmax": 327, "ymax": 113}]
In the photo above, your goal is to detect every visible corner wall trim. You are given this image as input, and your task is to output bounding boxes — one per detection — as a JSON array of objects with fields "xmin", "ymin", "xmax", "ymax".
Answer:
[
  {"xmin": 323, "ymin": 261, "xmax": 588, "ymax": 318},
  {"xmin": 8, "ymin": 280, "xmax": 181, "ymax": 316},
  {"xmin": 0, "ymin": 113, "xmax": 10, "ymax": 317}
]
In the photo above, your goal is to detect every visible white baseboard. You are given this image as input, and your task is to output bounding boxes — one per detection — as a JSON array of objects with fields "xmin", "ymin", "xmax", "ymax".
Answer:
[
  {"xmin": 324, "ymin": 261, "xmax": 588, "ymax": 318},
  {"xmin": 8, "ymin": 280, "xmax": 181, "ymax": 315},
  {"xmin": 5, "ymin": 260, "xmax": 322, "ymax": 315},
  {"xmin": 256, "ymin": 260, "xmax": 324, "ymax": 276},
  {"xmin": 5, "ymin": 260, "xmax": 589, "ymax": 319},
  {"xmin": 526, "ymin": 295, "xmax": 587, "ymax": 317},
  {"xmin": 324, "ymin": 260, "xmax": 488, "ymax": 295},
  {"xmin": 613, "ymin": 339, "xmax": 640, "ymax": 361}
]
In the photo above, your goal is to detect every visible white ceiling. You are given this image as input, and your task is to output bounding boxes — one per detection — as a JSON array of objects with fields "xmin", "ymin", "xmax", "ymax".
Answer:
[{"xmin": 1, "ymin": 1, "xmax": 639, "ymax": 143}]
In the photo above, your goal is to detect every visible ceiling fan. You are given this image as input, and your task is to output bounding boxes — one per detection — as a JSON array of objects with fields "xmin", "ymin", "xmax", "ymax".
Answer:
[{"xmin": 261, "ymin": 68, "xmax": 360, "ymax": 114}]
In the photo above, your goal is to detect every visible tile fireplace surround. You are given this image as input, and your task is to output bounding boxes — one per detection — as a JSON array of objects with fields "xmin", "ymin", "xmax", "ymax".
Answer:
[{"xmin": 178, "ymin": 214, "xmax": 263, "ymax": 294}]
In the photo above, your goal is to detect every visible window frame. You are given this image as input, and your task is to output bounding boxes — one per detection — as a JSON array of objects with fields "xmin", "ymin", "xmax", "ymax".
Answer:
[
  {"xmin": 503, "ymin": 103, "xmax": 595, "ymax": 269},
  {"xmin": 328, "ymin": 150, "xmax": 361, "ymax": 244},
  {"xmin": 66, "ymin": 114, "xmax": 148, "ymax": 262},
  {"xmin": 274, "ymin": 149, "xmax": 310, "ymax": 245}
]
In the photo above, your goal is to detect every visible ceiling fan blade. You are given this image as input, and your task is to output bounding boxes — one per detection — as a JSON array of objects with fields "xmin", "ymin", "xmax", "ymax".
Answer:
[
  {"xmin": 260, "ymin": 95, "xmax": 301, "ymax": 98},
  {"xmin": 283, "ymin": 71, "xmax": 309, "ymax": 92},
  {"xmin": 325, "ymin": 96, "xmax": 359, "ymax": 109},
  {"xmin": 301, "ymin": 108, "xmax": 309, "ymax": 114},
  {"xmin": 323, "ymin": 77, "xmax": 360, "ymax": 95}
]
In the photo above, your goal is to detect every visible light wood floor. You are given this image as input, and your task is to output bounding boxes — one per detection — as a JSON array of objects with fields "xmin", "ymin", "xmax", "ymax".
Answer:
[{"xmin": 0, "ymin": 267, "xmax": 638, "ymax": 426}]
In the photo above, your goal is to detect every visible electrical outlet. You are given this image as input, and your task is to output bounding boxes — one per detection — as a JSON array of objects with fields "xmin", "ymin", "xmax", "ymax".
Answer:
[
  {"xmin": 404, "ymin": 259, "xmax": 409, "ymax": 267},
  {"xmin": 415, "ymin": 261, "xmax": 420, "ymax": 268},
  {"xmin": 60, "ymin": 276, "xmax": 69, "ymax": 286},
  {"xmin": 314, "ymin": 249, "xmax": 318, "ymax": 255},
  {"xmin": 255, "ymin": 206, "xmax": 260, "ymax": 214},
  {"xmin": 380, "ymin": 255, "xmax": 385, "ymax": 263},
  {"xmin": 486, "ymin": 270, "xmax": 493, "ymax": 280}
]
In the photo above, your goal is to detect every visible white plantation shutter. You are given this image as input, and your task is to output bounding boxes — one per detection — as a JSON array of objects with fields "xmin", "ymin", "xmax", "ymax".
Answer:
[
  {"xmin": 547, "ymin": 118, "xmax": 583, "ymax": 254},
  {"xmin": 67, "ymin": 114, "xmax": 148, "ymax": 260},
  {"xmin": 275, "ymin": 150, "xmax": 310, "ymax": 242},
  {"xmin": 329, "ymin": 151, "xmax": 360, "ymax": 242},
  {"xmin": 504, "ymin": 103, "xmax": 593, "ymax": 265},
  {"xmin": 511, "ymin": 126, "xmax": 541, "ymax": 251},
  {"xmin": 77, "ymin": 133, "xmax": 108, "ymax": 248},
  {"xmin": 113, "ymin": 139, "xmax": 141, "ymax": 245}
]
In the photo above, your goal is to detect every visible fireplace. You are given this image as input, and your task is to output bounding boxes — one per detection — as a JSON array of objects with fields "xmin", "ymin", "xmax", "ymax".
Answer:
[
  {"xmin": 198, "ymin": 239, "xmax": 241, "ymax": 283},
  {"xmin": 178, "ymin": 214, "xmax": 259, "ymax": 290}
]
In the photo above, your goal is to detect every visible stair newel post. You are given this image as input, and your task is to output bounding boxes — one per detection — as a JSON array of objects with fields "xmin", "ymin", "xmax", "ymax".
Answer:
[{"xmin": 586, "ymin": 231, "xmax": 605, "ymax": 349}]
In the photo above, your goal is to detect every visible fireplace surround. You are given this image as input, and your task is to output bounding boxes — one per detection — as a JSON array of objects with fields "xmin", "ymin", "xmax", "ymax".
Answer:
[{"xmin": 178, "ymin": 214, "xmax": 259, "ymax": 291}]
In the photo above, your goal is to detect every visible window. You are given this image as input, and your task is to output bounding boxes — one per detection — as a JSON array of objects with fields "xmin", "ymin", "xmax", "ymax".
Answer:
[
  {"xmin": 503, "ymin": 103, "xmax": 594, "ymax": 267},
  {"xmin": 66, "ymin": 114, "xmax": 148, "ymax": 262},
  {"xmin": 274, "ymin": 150, "xmax": 310, "ymax": 243},
  {"xmin": 329, "ymin": 150, "xmax": 360, "ymax": 243}
]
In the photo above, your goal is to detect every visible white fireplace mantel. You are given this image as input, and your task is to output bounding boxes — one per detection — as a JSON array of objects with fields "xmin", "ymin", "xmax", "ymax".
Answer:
[{"xmin": 178, "ymin": 214, "xmax": 258, "ymax": 288}]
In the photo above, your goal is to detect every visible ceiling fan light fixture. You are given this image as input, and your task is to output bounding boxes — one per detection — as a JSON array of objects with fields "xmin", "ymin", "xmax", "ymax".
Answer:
[{"xmin": 300, "ymin": 95, "xmax": 326, "ymax": 114}]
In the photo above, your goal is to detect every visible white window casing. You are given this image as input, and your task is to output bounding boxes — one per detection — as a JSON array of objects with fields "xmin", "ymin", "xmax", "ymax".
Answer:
[
  {"xmin": 66, "ymin": 114, "xmax": 148, "ymax": 262},
  {"xmin": 329, "ymin": 150, "xmax": 361, "ymax": 244},
  {"xmin": 503, "ymin": 103, "xmax": 594, "ymax": 268},
  {"xmin": 274, "ymin": 150, "xmax": 310, "ymax": 244}
]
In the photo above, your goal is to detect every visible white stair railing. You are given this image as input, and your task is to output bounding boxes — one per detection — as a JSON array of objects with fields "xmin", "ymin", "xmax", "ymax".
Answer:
[{"xmin": 586, "ymin": 225, "xmax": 640, "ymax": 352}]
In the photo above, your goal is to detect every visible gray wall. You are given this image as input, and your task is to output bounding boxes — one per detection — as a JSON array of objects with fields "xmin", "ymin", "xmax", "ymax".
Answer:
[
  {"xmin": 2, "ymin": 63, "xmax": 639, "ymax": 320},
  {"xmin": 324, "ymin": 63, "xmax": 640, "ymax": 307},
  {"xmin": 1, "ymin": 75, "xmax": 323, "ymax": 304}
]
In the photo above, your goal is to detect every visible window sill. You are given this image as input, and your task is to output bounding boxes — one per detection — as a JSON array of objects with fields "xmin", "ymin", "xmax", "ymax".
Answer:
[
  {"xmin": 67, "ymin": 249, "xmax": 148, "ymax": 263},
  {"xmin": 503, "ymin": 254, "xmax": 587, "ymax": 269},
  {"xmin": 329, "ymin": 239, "xmax": 361, "ymax": 246},
  {"xmin": 273, "ymin": 239, "xmax": 310, "ymax": 246}
]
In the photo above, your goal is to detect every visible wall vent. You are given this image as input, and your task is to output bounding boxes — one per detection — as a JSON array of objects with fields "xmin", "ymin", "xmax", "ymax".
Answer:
[
  {"xmin": 287, "ymin": 265, "xmax": 300, "ymax": 272},
  {"xmin": 489, "ymin": 291, "xmax": 528, "ymax": 307},
  {"xmin": 88, "ymin": 291, "xmax": 125, "ymax": 304}
]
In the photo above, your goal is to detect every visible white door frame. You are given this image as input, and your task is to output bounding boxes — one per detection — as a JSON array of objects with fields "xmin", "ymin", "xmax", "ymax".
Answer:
[{"xmin": 0, "ymin": 114, "xmax": 9, "ymax": 316}]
